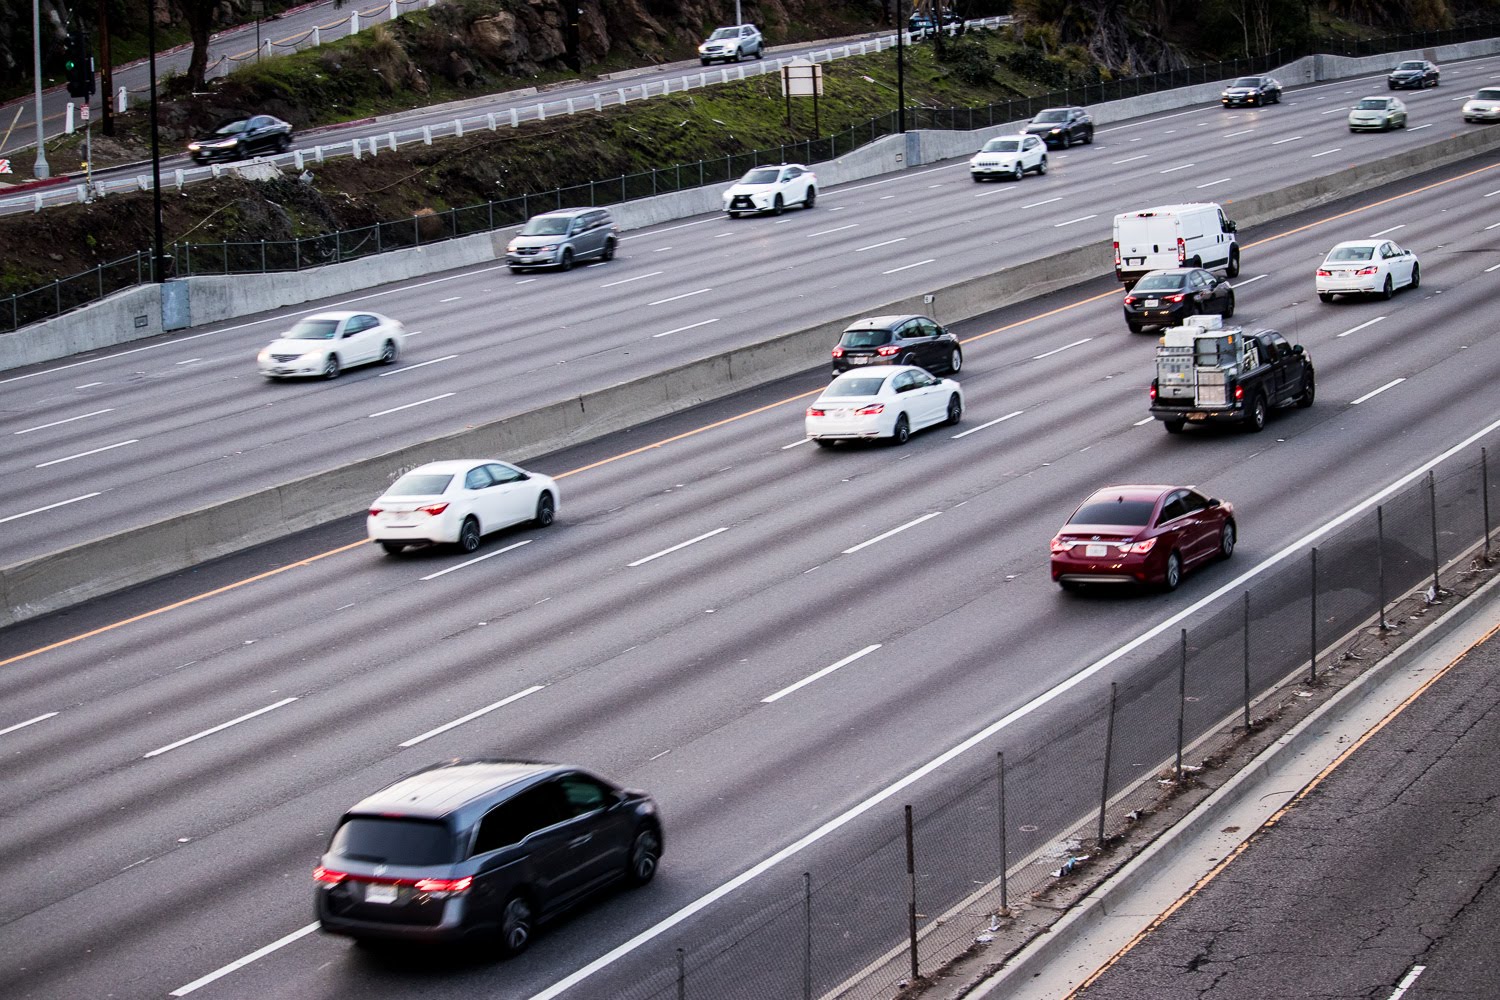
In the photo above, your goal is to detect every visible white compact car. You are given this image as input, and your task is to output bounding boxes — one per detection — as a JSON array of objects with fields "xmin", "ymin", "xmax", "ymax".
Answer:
[
  {"xmin": 1463, "ymin": 87, "xmax": 1500, "ymax": 122},
  {"xmin": 367, "ymin": 460, "xmax": 558, "ymax": 554},
  {"xmin": 805, "ymin": 365, "xmax": 963, "ymax": 446},
  {"xmin": 969, "ymin": 134, "xmax": 1048, "ymax": 182},
  {"xmin": 257, "ymin": 311, "xmax": 405, "ymax": 379},
  {"xmin": 1316, "ymin": 239, "xmax": 1420, "ymax": 301},
  {"xmin": 723, "ymin": 164, "xmax": 817, "ymax": 217}
]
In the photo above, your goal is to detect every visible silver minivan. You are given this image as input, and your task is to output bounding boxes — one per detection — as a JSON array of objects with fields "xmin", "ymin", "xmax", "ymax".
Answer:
[{"xmin": 506, "ymin": 208, "xmax": 619, "ymax": 272}]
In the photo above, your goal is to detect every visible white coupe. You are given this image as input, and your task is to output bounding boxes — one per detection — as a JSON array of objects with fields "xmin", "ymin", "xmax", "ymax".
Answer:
[
  {"xmin": 723, "ymin": 164, "xmax": 817, "ymax": 217},
  {"xmin": 367, "ymin": 460, "xmax": 558, "ymax": 554},
  {"xmin": 257, "ymin": 310, "xmax": 406, "ymax": 379},
  {"xmin": 805, "ymin": 365, "xmax": 963, "ymax": 447},
  {"xmin": 1315, "ymin": 239, "xmax": 1420, "ymax": 302},
  {"xmin": 969, "ymin": 134, "xmax": 1048, "ymax": 182}
]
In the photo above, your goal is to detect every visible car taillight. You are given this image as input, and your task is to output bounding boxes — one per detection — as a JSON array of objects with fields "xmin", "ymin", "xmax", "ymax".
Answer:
[
  {"xmin": 831, "ymin": 345, "xmax": 844, "ymax": 358},
  {"xmin": 876, "ymin": 345, "xmax": 901, "ymax": 357},
  {"xmin": 855, "ymin": 403, "xmax": 885, "ymax": 415},
  {"xmin": 1165, "ymin": 293, "xmax": 1185, "ymax": 303},
  {"xmin": 1050, "ymin": 538, "xmax": 1070, "ymax": 553},
  {"xmin": 313, "ymin": 867, "xmax": 347, "ymax": 885},
  {"xmin": 1113, "ymin": 240, "xmax": 1121, "ymax": 266},
  {"xmin": 1149, "ymin": 383, "xmax": 1158, "ymax": 400},
  {"xmin": 414, "ymin": 876, "xmax": 473, "ymax": 894},
  {"xmin": 807, "ymin": 407, "xmax": 826, "ymax": 417},
  {"xmin": 1316, "ymin": 268, "xmax": 1332, "ymax": 276},
  {"xmin": 1125, "ymin": 539, "xmax": 1157, "ymax": 554},
  {"xmin": 1356, "ymin": 266, "xmax": 1378, "ymax": 275},
  {"xmin": 1234, "ymin": 385, "xmax": 1245, "ymax": 400},
  {"xmin": 1123, "ymin": 295, "xmax": 1137, "ymax": 305},
  {"xmin": 1176, "ymin": 237, "xmax": 1185, "ymax": 264},
  {"xmin": 368, "ymin": 508, "xmax": 383, "ymax": 517},
  {"xmin": 415, "ymin": 503, "xmax": 449, "ymax": 516}
]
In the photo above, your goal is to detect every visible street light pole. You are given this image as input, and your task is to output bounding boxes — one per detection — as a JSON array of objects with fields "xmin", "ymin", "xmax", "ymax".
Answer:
[
  {"xmin": 32, "ymin": 0, "xmax": 49, "ymax": 178},
  {"xmin": 147, "ymin": 3, "xmax": 167, "ymax": 282},
  {"xmin": 896, "ymin": 0, "xmax": 906, "ymax": 133},
  {"xmin": 735, "ymin": 0, "xmax": 742, "ymax": 26}
]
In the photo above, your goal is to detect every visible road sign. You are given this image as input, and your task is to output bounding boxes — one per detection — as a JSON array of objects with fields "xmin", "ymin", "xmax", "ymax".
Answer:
[
  {"xmin": 80, "ymin": 104, "xmax": 91, "ymax": 122},
  {"xmin": 0, "ymin": 159, "xmax": 11, "ymax": 174}
]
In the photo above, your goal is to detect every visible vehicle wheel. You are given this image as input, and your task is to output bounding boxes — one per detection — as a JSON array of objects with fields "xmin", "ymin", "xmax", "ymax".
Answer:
[
  {"xmin": 624, "ymin": 826, "xmax": 662, "ymax": 887},
  {"xmin": 1162, "ymin": 551, "xmax": 1183, "ymax": 592},
  {"xmin": 458, "ymin": 516, "xmax": 481, "ymax": 553},
  {"xmin": 891, "ymin": 414, "xmax": 910, "ymax": 446},
  {"xmin": 1273, "ymin": 91, "xmax": 1282, "ymax": 104},
  {"xmin": 603, "ymin": 237, "xmax": 617, "ymax": 261},
  {"xmin": 1060, "ymin": 132, "xmax": 1072, "ymax": 149},
  {"xmin": 1297, "ymin": 369, "xmax": 1316, "ymax": 408},
  {"xmin": 1059, "ymin": 579, "xmax": 1081, "ymax": 593},
  {"xmin": 1380, "ymin": 275, "xmax": 1394, "ymax": 300},
  {"xmin": 278, "ymin": 135, "xmax": 291, "ymax": 153},
  {"xmin": 898, "ymin": 353, "xmax": 916, "ymax": 367},
  {"xmin": 804, "ymin": 187, "xmax": 816, "ymax": 209},
  {"xmin": 727, "ymin": 211, "xmax": 740, "ymax": 219},
  {"xmin": 533, "ymin": 492, "xmax": 555, "ymax": 527},
  {"xmin": 814, "ymin": 438, "xmax": 835, "ymax": 448},
  {"xmin": 1225, "ymin": 247, "xmax": 1240, "ymax": 278},
  {"xmin": 1037, "ymin": 155, "xmax": 1048, "ymax": 175},
  {"xmin": 1388, "ymin": 81, "xmax": 1396, "ymax": 90},
  {"xmin": 508, "ymin": 265, "xmax": 522, "ymax": 273},
  {"xmin": 1223, "ymin": 291, "xmax": 1235, "ymax": 318},
  {"xmin": 1409, "ymin": 263, "xmax": 1420, "ymax": 289},
  {"xmin": 1011, "ymin": 163, "xmax": 1024, "ymax": 181},
  {"xmin": 944, "ymin": 393, "xmax": 963, "ymax": 426},
  {"xmin": 559, "ymin": 248, "xmax": 574, "ymax": 272},
  {"xmin": 498, "ymin": 895, "xmax": 534, "ymax": 957},
  {"xmin": 321, "ymin": 354, "xmax": 340, "ymax": 380},
  {"xmin": 972, "ymin": 175, "xmax": 985, "ymax": 183},
  {"xmin": 1164, "ymin": 419, "xmax": 1185, "ymax": 435},
  {"xmin": 1188, "ymin": 256, "xmax": 1203, "ymax": 269},
  {"xmin": 1212, "ymin": 522, "xmax": 1234, "ymax": 563},
  {"xmin": 380, "ymin": 542, "xmax": 405, "ymax": 555},
  {"xmin": 1318, "ymin": 291, "xmax": 1334, "ymax": 303},
  {"xmin": 1127, "ymin": 323, "xmax": 1144, "ymax": 334},
  {"xmin": 772, "ymin": 195, "xmax": 784, "ymax": 216},
  {"xmin": 1247, "ymin": 394, "xmax": 1268, "ymax": 433},
  {"xmin": 947, "ymin": 348, "xmax": 962, "ymax": 374},
  {"xmin": 379, "ymin": 340, "xmax": 397, "ymax": 365},
  {"xmin": 700, "ymin": 58, "xmax": 710, "ymax": 66},
  {"xmin": 733, "ymin": 49, "xmax": 743, "ymax": 63},
  {"xmin": 755, "ymin": 46, "xmax": 764, "ymax": 59},
  {"xmin": 1083, "ymin": 126, "xmax": 1094, "ymax": 144}
]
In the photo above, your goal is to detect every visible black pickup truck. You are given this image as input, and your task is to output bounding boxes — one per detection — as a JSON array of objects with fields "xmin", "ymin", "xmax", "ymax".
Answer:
[{"xmin": 1149, "ymin": 327, "xmax": 1315, "ymax": 433}]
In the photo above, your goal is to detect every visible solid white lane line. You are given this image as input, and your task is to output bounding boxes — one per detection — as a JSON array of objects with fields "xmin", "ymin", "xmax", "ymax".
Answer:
[
  {"xmin": 1223, "ymin": 128, "xmax": 1255, "ymax": 137},
  {"xmin": 807, "ymin": 224, "xmax": 859, "ymax": 238},
  {"xmin": 601, "ymin": 271, "xmax": 664, "ymax": 287},
  {"xmin": 35, "ymin": 439, "xmax": 138, "ymax": 468},
  {"xmin": 628, "ymin": 527, "xmax": 729, "ymax": 567},
  {"xmin": 1369, "ymin": 224, "xmax": 1405, "ymax": 237},
  {"xmin": 377, "ymin": 354, "xmax": 458, "ymax": 377},
  {"xmin": 1337, "ymin": 316, "xmax": 1387, "ymax": 338},
  {"xmin": 761, "ymin": 645, "xmax": 882, "ymax": 704},
  {"xmin": 1196, "ymin": 177, "xmax": 1232, "ymax": 189},
  {"xmin": 653, "ymin": 318, "xmax": 720, "ymax": 338},
  {"xmin": 952, "ymin": 409, "xmax": 1024, "ymax": 439},
  {"xmin": 1054, "ymin": 215, "xmax": 1097, "ymax": 227},
  {"xmin": 143, "ymin": 698, "xmax": 298, "ymax": 758},
  {"xmin": 368, "ymin": 393, "xmax": 454, "ymax": 418},
  {"xmin": 1386, "ymin": 966, "xmax": 1427, "ymax": 1000},
  {"xmin": 398, "ymin": 685, "xmax": 546, "ymax": 747},
  {"xmin": 1133, "ymin": 416, "xmax": 1155, "ymax": 426},
  {"xmin": 509, "ymin": 415, "xmax": 1500, "ymax": 1000},
  {"xmin": 781, "ymin": 437, "xmax": 812, "ymax": 450},
  {"xmin": 1311, "ymin": 147, "xmax": 1343, "ymax": 157},
  {"xmin": 1159, "ymin": 163, "xmax": 1195, "ymax": 173},
  {"xmin": 648, "ymin": 287, "xmax": 712, "ymax": 305},
  {"xmin": 1351, "ymin": 378, "xmax": 1405, "ymax": 404},
  {"xmin": 842, "ymin": 512, "xmax": 941, "ymax": 555},
  {"xmin": 438, "ymin": 296, "xmax": 462, "ymax": 303},
  {"xmin": 13, "ymin": 408, "xmax": 114, "ymax": 434},
  {"xmin": 0, "ymin": 712, "xmax": 58, "ymax": 737},
  {"xmin": 0, "ymin": 492, "xmax": 102, "ymax": 525},
  {"xmin": 419, "ymin": 540, "xmax": 533, "ymax": 581},
  {"xmin": 1022, "ymin": 196, "xmax": 1062, "ymax": 208},
  {"xmin": 883, "ymin": 259, "xmax": 935, "ymax": 274},
  {"xmin": 855, "ymin": 237, "xmax": 906, "ymax": 252},
  {"xmin": 1231, "ymin": 274, "xmax": 1268, "ymax": 288},
  {"xmin": 619, "ymin": 218, "xmax": 718, "ymax": 240},
  {"xmin": 1271, "ymin": 135, "xmax": 1303, "ymax": 145},
  {"xmin": 1111, "ymin": 154, "xmax": 1148, "ymax": 164},
  {"xmin": 169, "ymin": 923, "xmax": 320, "ymax": 996},
  {"xmin": 1032, "ymin": 338, "xmax": 1091, "ymax": 359}
]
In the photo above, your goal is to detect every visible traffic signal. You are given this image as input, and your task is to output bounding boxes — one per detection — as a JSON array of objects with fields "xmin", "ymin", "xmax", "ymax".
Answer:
[{"xmin": 64, "ymin": 31, "xmax": 95, "ymax": 99}]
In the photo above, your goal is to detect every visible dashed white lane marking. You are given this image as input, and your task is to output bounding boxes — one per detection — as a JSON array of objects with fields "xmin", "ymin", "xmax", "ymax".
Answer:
[
  {"xmin": 419, "ymin": 540, "xmax": 533, "ymax": 581},
  {"xmin": 75, "ymin": 382, "xmax": 103, "ymax": 389},
  {"xmin": 1484, "ymin": 188, "xmax": 1500, "ymax": 198},
  {"xmin": 1486, "ymin": 221, "xmax": 1500, "ymax": 230},
  {"xmin": 438, "ymin": 296, "xmax": 462, "ymax": 303},
  {"xmin": 807, "ymin": 224, "xmax": 859, "ymax": 238},
  {"xmin": 0, "ymin": 712, "xmax": 58, "ymax": 737},
  {"xmin": 952, "ymin": 409, "xmax": 1024, "ymax": 439},
  {"xmin": 0, "ymin": 492, "xmax": 102, "ymax": 525},
  {"xmin": 653, "ymin": 246, "xmax": 674, "ymax": 252},
  {"xmin": 843, "ymin": 512, "xmax": 942, "ymax": 555},
  {"xmin": 1319, "ymin": 107, "xmax": 1345, "ymax": 115},
  {"xmin": 601, "ymin": 271, "xmax": 663, "ymax": 288},
  {"xmin": 1311, "ymin": 147, "xmax": 1343, "ymax": 157},
  {"xmin": 1386, "ymin": 966, "xmax": 1426, "ymax": 1000},
  {"xmin": 169, "ymin": 923, "xmax": 320, "ymax": 996},
  {"xmin": 1351, "ymin": 377, "xmax": 1405, "ymax": 404},
  {"xmin": 13, "ymin": 408, "xmax": 114, "ymax": 434},
  {"xmin": 1133, "ymin": 416, "xmax": 1155, "ymax": 426},
  {"xmin": 1485, "ymin": 262, "xmax": 1500, "ymax": 272},
  {"xmin": 1408, "ymin": 123, "xmax": 1433, "ymax": 131},
  {"xmin": 35, "ymin": 439, "xmax": 138, "ymax": 468},
  {"xmin": 377, "ymin": 354, "xmax": 458, "ymax": 377},
  {"xmin": 782, "ymin": 437, "xmax": 812, "ymax": 450},
  {"xmin": 398, "ymin": 684, "xmax": 545, "ymax": 747},
  {"xmin": 515, "ymin": 277, "xmax": 538, "ymax": 284},
  {"xmin": 1159, "ymin": 163, "xmax": 1195, "ymax": 173},
  {"xmin": 1223, "ymin": 128, "xmax": 1255, "ymax": 137},
  {"xmin": 143, "ymin": 698, "xmax": 298, "ymax": 758},
  {"xmin": 1054, "ymin": 215, "xmax": 1097, "ymax": 227},
  {"xmin": 1338, "ymin": 316, "xmax": 1387, "ymax": 338},
  {"xmin": 1231, "ymin": 274, "xmax": 1268, "ymax": 288},
  {"xmin": 649, "ymin": 287, "xmax": 712, "ymax": 306},
  {"xmin": 628, "ymin": 526, "xmax": 729, "ymax": 567},
  {"xmin": 761, "ymin": 644, "xmax": 882, "ymax": 703},
  {"xmin": 1023, "ymin": 196, "xmax": 1062, "ymax": 208},
  {"xmin": 1196, "ymin": 177, "xmax": 1232, "ymax": 189},
  {"xmin": 1271, "ymin": 135, "xmax": 1303, "ymax": 144},
  {"xmin": 1369, "ymin": 224, "xmax": 1406, "ymax": 237},
  {"xmin": 1033, "ymin": 338, "xmax": 1091, "ymax": 359},
  {"xmin": 855, "ymin": 237, "xmax": 906, "ymax": 252},
  {"xmin": 175, "ymin": 358, "xmax": 201, "ymax": 366},
  {"xmin": 883, "ymin": 259, "xmax": 936, "ymax": 274},
  {"xmin": 1111, "ymin": 154, "xmax": 1148, "ymax": 164},
  {"xmin": 653, "ymin": 318, "xmax": 720, "ymax": 338},
  {"xmin": 368, "ymin": 393, "xmax": 454, "ymax": 418}
]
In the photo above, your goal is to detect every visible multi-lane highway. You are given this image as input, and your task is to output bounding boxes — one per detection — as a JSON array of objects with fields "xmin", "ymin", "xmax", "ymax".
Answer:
[
  {"xmin": 3, "ymin": 143, "xmax": 1500, "ymax": 997},
  {"xmin": 3, "ymin": 57, "xmax": 1497, "ymax": 577}
]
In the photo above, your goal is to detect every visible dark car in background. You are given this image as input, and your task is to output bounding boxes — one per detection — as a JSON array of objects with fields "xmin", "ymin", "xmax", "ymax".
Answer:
[
  {"xmin": 314, "ymin": 760, "xmax": 662, "ymax": 952},
  {"xmin": 831, "ymin": 314, "xmax": 963, "ymax": 376},
  {"xmin": 1050, "ymin": 484, "xmax": 1236, "ymax": 592},
  {"xmin": 188, "ymin": 115, "xmax": 293, "ymax": 164},
  {"xmin": 1122, "ymin": 267, "xmax": 1235, "ymax": 333},
  {"xmin": 1388, "ymin": 59, "xmax": 1439, "ymax": 89},
  {"xmin": 1220, "ymin": 75, "xmax": 1282, "ymax": 106},
  {"xmin": 1023, "ymin": 107, "xmax": 1093, "ymax": 148}
]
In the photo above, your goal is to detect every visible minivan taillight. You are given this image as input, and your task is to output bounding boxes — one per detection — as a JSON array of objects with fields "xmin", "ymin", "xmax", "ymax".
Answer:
[
  {"xmin": 415, "ymin": 876, "xmax": 473, "ymax": 895},
  {"xmin": 313, "ymin": 867, "xmax": 348, "ymax": 885}
]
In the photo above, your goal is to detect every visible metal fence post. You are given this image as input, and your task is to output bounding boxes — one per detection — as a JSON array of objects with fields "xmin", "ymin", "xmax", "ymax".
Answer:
[
  {"xmin": 223, "ymin": 242, "xmax": 229, "ymax": 274},
  {"xmin": 676, "ymin": 947, "xmax": 686, "ymax": 1000},
  {"xmin": 997, "ymin": 751, "xmax": 1008, "ymax": 913},
  {"xmin": 1428, "ymin": 470, "xmax": 1441, "ymax": 599},
  {"xmin": 1309, "ymin": 547, "xmax": 1319, "ymax": 683},
  {"xmin": 905, "ymin": 804, "xmax": 918, "ymax": 981},
  {"xmin": 1176, "ymin": 628, "xmax": 1187, "ymax": 780},
  {"xmin": 1242, "ymin": 591, "xmax": 1252, "ymax": 729},
  {"xmin": 1377, "ymin": 506, "xmax": 1388, "ymax": 630},
  {"xmin": 803, "ymin": 871, "xmax": 812, "ymax": 1000},
  {"xmin": 1484, "ymin": 448, "xmax": 1492, "ymax": 562},
  {"xmin": 260, "ymin": 240, "xmax": 267, "ymax": 272},
  {"xmin": 96, "ymin": 263, "xmax": 103, "ymax": 299},
  {"xmin": 1098, "ymin": 682, "xmax": 1117, "ymax": 845}
]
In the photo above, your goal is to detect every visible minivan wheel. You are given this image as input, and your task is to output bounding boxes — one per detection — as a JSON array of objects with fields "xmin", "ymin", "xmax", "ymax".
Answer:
[
  {"xmin": 603, "ymin": 237, "xmax": 617, "ymax": 261},
  {"xmin": 559, "ymin": 248, "xmax": 574, "ymax": 272},
  {"xmin": 458, "ymin": 516, "xmax": 482, "ymax": 553},
  {"xmin": 534, "ymin": 492, "xmax": 555, "ymax": 527},
  {"xmin": 499, "ymin": 896, "xmax": 535, "ymax": 956},
  {"xmin": 625, "ymin": 826, "xmax": 662, "ymax": 887}
]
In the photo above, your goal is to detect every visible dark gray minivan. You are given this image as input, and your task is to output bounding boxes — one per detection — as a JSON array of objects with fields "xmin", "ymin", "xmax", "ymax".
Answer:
[
  {"xmin": 505, "ymin": 208, "xmax": 619, "ymax": 272},
  {"xmin": 314, "ymin": 760, "xmax": 662, "ymax": 953}
]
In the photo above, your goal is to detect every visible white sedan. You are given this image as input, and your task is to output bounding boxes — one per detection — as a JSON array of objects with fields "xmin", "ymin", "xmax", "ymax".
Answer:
[
  {"xmin": 969, "ymin": 134, "xmax": 1048, "ymax": 182},
  {"xmin": 1463, "ymin": 86, "xmax": 1500, "ymax": 123},
  {"xmin": 367, "ymin": 460, "xmax": 558, "ymax": 555},
  {"xmin": 723, "ymin": 163, "xmax": 817, "ymax": 217},
  {"xmin": 1315, "ymin": 239, "xmax": 1420, "ymax": 302},
  {"xmin": 257, "ymin": 311, "xmax": 406, "ymax": 379},
  {"xmin": 805, "ymin": 365, "xmax": 963, "ymax": 447}
]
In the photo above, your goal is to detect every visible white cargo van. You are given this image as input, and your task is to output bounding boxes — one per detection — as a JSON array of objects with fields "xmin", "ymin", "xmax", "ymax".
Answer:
[{"xmin": 1113, "ymin": 203, "xmax": 1240, "ymax": 287}]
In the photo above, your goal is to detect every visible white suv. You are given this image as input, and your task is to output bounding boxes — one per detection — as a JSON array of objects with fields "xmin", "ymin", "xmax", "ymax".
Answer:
[{"xmin": 699, "ymin": 24, "xmax": 763, "ymax": 64}]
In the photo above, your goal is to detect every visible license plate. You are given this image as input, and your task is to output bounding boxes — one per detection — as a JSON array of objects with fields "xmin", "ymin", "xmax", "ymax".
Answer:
[
  {"xmin": 365, "ymin": 883, "xmax": 398, "ymax": 904},
  {"xmin": 1144, "ymin": 299, "xmax": 1159, "ymax": 307},
  {"xmin": 848, "ymin": 356, "xmax": 870, "ymax": 365},
  {"xmin": 1189, "ymin": 412, "xmax": 1208, "ymax": 421},
  {"xmin": 1085, "ymin": 544, "xmax": 1108, "ymax": 557}
]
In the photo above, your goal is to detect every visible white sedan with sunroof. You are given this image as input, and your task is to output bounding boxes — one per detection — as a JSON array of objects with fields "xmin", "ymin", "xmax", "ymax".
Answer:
[
  {"xmin": 1315, "ymin": 239, "xmax": 1420, "ymax": 301},
  {"xmin": 805, "ymin": 365, "xmax": 963, "ymax": 447},
  {"xmin": 367, "ymin": 460, "xmax": 558, "ymax": 555}
]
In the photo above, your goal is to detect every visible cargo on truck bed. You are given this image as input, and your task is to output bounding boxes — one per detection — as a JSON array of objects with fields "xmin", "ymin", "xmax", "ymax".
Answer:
[{"xmin": 1148, "ymin": 317, "xmax": 1315, "ymax": 433}]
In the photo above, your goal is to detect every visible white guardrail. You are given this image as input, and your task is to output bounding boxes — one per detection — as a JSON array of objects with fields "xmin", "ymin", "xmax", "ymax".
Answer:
[{"xmin": 1, "ymin": 17, "xmax": 1008, "ymax": 215}]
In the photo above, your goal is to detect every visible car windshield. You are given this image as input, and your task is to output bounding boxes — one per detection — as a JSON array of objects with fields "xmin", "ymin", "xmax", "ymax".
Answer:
[
  {"xmin": 825, "ymin": 376, "xmax": 888, "ymax": 397},
  {"xmin": 285, "ymin": 319, "xmax": 339, "ymax": 340},
  {"xmin": 386, "ymin": 472, "xmax": 453, "ymax": 496},
  {"xmin": 1327, "ymin": 245, "xmax": 1375, "ymax": 262},
  {"xmin": 1356, "ymin": 98, "xmax": 1389, "ymax": 110},
  {"xmin": 1069, "ymin": 498, "xmax": 1156, "ymax": 526},
  {"xmin": 840, "ymin": 329, "xmax": 892, "ymax": 347},
  {"xmin": 1395, "ymin": 61, "xmax": 1424, "ymax": 70},
  {"xmin": 1033, "ymin": 110, "xmax": 1067, "ymax": 123},
  {"xmin": 1133, "ymin": 274, "xmax": 1186, "ymax": 291},
  {"xmin": 981, "ymin": 139, "xmax": 1020, "ymax": 152},
  {"xmin": 330, "ymin": 817, "xmax": 453, "ymax": 866},
  {"xmin": 212, "ymin": 120, "xmax": 250, "ymax": 136},
  {"xmin": 740, "ymin": 167, "xmax": 781, "ymax": 185},
  {"xmin": 1477, "ymin": 89, "xmax": 1500, "ymax": 100},
  {"xmin": 520, "ymin": 216, "xmax": 571, "ymax": 236},
  {"xmin": 708, "ymin": 27, "xmax": 738, "ymax": 39},
  {"xmin": 1229, "ymin": 78, "xmax": 1262, "ymax": 87}
]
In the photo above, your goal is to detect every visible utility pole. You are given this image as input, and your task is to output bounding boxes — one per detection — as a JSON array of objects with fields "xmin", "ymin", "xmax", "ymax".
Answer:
[
  {"xmin": 147, "ymin": 5, "xmax": 167, "ymax": 282},
  {"xmin": 896, "ymin": 0, "xmax": 906, "ymax": 133},
  {"xmin": 32, "ymin": 0, "xmax": 49, "ymax": 178},
  {"xmin": 98, "ymin": 0, "xmax": 113, "ymax": 136}
]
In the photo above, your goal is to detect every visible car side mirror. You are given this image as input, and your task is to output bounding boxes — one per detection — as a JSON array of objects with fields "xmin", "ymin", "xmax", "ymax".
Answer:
[
  {"xmin": 1207, "ymin": 498, "xmax": 1221, "ymax": 508},
  {"xmin": 1224, "ymin": 220, "xmax": 1237, "ymax": 233}
]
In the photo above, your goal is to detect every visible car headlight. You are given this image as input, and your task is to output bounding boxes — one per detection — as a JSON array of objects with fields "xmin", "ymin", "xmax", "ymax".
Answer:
[
  {"xmin": 188, "ymin": 142, "xmax": 202, "ymax": 151},
  {"xmin": 1049, "ymin": 128, "xmax": 1061, "ymax": 134},
  {"xmin": 257, "ymin": 349, "xmax": 271, "ymax": 362},
  {"xmin": 299, "ymin": 351, "xmax": 322, "ymax": 362},
  {"xmin": 539, "ymin": 244, "xmax": 557, "ymax": 252}
]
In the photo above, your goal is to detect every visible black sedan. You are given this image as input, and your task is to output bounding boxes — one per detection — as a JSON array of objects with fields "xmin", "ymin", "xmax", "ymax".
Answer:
[
  {"xmin": 1122, "ymin": 268, "xmax": 1235, "ymax": 333},
  {"xmin": 1388, "ymin": 60, "xmax": 1439, "ymax": 89},
  {"xmin": 1220, "ymin": 75, "xmax": 1282, "ymax": 106},
  {"xmin": 1023, "ymin": 107, "xmax": 1093, "ymax": 148},
  {"xmin": 188, "ymin": 114, "xmax": 294, "ymax": 164},
  {"xmin": 831, "ymin": 314, "xmax": 963, "ymax": 376}
]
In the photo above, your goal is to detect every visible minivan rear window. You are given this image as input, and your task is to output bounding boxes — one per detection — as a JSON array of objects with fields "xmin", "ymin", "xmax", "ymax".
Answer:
[{"xmin": 330, "ymin": 817, "xmax": 454, "ymax": 865}]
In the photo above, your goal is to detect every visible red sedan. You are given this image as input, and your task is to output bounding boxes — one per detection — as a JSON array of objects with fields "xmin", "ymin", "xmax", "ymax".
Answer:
[{"xmin": 1050, "ymin": 485, "xmax": 1236, "ymax": 591}]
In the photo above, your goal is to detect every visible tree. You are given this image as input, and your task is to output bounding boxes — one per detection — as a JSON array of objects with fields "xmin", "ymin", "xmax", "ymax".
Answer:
[{"xmin": 181, "ymin": 0, "xmax": 217, "ymax": 90}]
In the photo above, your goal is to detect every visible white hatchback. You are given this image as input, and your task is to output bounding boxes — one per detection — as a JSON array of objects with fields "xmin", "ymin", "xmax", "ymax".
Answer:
[
  {"xmin": 1316, "ymin": 239, "xmax": 1420, "ymax": 301},
  {"xmin": 805, "ymin": 365, "xmax": 963, "ymax": 447},
  {"xmin": 969, "ymin": 134, "xmax": 1048, "ymax": 182},
  {"xmin": 257, "ymin": 311, "xmax": 406, "ymax": 379},
  {"xmin": 723, "ymin": 164, "xmax": 817, "ymax": 217},
  {"xmin": 367, "ymin": 460, "xmax": 559, "ymax": 554}
]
